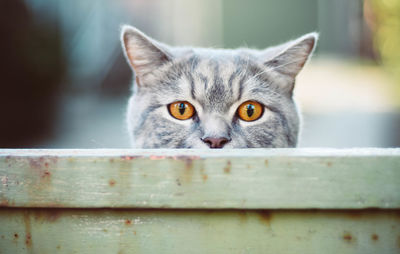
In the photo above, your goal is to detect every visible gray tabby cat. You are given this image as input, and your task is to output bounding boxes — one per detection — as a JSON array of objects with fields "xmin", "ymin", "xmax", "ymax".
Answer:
[{"xmin": 121, "ymin": 25, "xmax": 317, "ymax": 148}]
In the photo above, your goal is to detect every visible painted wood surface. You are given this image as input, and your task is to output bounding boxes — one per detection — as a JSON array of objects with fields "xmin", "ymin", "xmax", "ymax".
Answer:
[
  {"xmin": 1, "ymin": 148, "xmax": 399, "ymax": 209},
  {"xmin": 0, "ymin": 208, "xmax": 399, "ymax": 254},
  {"xmin": 0, "ymin": 149, "xmax": 400, "ymax": 253}
]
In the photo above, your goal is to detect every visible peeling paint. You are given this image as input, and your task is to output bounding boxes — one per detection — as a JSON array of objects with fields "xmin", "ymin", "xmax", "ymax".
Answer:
[
  {"xmin": 120, "ymin": 156, "xmax": 139, "ymax": 161},
  {"xmin": 149, "ymin": 155, "xmax": 166, "ymax": 160}
]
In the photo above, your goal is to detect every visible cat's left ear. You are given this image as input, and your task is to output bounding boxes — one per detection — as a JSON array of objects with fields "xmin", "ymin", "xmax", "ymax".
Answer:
[
  {"xmin": 263, "ymin": 32, "xmax": 318, "ymax": 80},
  {"xmin": 121, "ymin": 25, "xmax": 172, "ymax": 84}
]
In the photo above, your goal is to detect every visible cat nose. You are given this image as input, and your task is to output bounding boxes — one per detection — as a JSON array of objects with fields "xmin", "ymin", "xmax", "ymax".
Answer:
[{"xmin": 202, "ymin": 137, "xmax": 230, "ymax": 149}]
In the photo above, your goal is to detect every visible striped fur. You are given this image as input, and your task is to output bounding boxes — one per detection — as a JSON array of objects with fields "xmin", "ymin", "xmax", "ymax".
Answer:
[{"xmin": 122, "ymin": 25, "xmax": 317, "ymax": 148}]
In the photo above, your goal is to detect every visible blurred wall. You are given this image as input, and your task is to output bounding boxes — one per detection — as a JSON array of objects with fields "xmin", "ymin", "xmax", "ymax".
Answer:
[
  {"xmin": 0, "ymin": 0, "xmax": 398, "ymax": 148},
  {"xmin": 223, "ymin": 0, "xmax": 318, "ymax": 48},
  {"xmin": 0, "ymin": 0, "xmax": 65, "ymax": 147}
]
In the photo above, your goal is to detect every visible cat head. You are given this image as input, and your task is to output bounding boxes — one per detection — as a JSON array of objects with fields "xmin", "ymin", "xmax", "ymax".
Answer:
[{"xmin": 121, "ymin": 25, "xmax": 317, "ymax": 148}]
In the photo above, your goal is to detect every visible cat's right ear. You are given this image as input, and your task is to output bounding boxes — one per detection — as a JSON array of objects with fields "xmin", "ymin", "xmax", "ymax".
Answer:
[
  {"xmin": 262, "ymin": 33, "xmax": 318, "ymax": 79},
  {"xmin": 121, "ymin": 25, "xmax": 172, "ymax": 85}
]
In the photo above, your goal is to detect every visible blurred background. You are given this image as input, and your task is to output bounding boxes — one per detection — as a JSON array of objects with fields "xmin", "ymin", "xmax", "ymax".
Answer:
[{"xmin": 1, "ymin": 0, "xmax": 399, "ymax": 148}]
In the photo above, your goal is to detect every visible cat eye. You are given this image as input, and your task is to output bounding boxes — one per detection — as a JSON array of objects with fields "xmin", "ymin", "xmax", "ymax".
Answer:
[
  {"xmin": 168, "ymin": 101, "xmax": 195, "ymax": 120},
  {"xmin": 237, "ymin": 101, "xmax": 263, "ymax": 122}
]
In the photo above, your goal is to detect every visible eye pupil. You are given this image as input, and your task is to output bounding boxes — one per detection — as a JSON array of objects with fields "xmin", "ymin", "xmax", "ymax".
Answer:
[
  {"xmin": 237, "ymin": 101, "xmax": 262, "ymax": 122},
  {"xmin": 246, "ymin": 104, "xmax": 254, "ymax": 117},
  {"xmin": 178, "ymin": 103, "xmax": 186, "ymax": 115},
  {"xmin": 169, "ymin": 101, "xmax": 195, "ymax": 120}
]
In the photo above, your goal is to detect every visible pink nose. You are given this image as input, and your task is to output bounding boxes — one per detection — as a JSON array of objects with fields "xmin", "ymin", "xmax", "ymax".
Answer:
[{"xmin": 202, "ymin": 137, "xmax": 230, "ymax": 148}]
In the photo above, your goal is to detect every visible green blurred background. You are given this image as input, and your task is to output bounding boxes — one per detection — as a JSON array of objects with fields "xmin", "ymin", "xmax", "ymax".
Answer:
[{"xmin": 0, "ymin": 0, "xmax": 399, "ymax": 148}]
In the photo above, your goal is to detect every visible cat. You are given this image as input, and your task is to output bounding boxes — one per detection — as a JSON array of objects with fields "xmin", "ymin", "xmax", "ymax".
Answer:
[{"xmin": 121, "ymin": 25, "xmax": 317, "ymax": 148}]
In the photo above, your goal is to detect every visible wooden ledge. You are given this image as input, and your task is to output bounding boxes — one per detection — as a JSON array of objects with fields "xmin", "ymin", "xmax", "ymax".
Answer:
[{"xmin": 1, "ymin": 148, "xmax": 399, "ymax": 209}]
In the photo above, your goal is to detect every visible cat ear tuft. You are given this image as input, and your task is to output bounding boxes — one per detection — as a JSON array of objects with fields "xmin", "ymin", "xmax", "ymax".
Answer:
[
  {"xmin": 264, "ymin": 32, "xmax": 318, "ymax": 79},
  {"xmin": 121, "ymin": 25, "xmax": 172, "ymax": 82}
]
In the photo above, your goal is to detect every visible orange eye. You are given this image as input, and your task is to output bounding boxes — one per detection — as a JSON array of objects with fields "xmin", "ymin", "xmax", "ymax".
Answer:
[
  {"xmin": 237, "ymin": 101, "xmax": 263, "ymax": 121},
  {"xmin": 168, "ymin": 101, "xmax": 195, "ymax": 120}
]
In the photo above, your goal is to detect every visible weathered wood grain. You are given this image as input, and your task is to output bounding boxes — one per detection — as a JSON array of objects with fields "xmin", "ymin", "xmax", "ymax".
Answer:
[
  {"xmin": 0, "ymin": 208, "xmax": 399, "ymax": 254},
  {"xmin": 1, "ymin": 148, "xmax": 399, "ymax": 209}
]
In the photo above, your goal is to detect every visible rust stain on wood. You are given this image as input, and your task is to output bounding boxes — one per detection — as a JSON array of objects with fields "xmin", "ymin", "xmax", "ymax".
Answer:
[
  {"xmin": 397, "ymin": 235, "xmax": 400, "ymax": 249},
  {"xmin": 238, "ymin": 210, "xmax": 247, "ymax": 223},
  {"xmin": 177, "ymin": 156, "xmax": 195, "ymax": 184},
  {"xmin": 42, "ymin": 170, "xmax": 51, "ymax": 179},
  {"xmin": 23, "ymin": 211, "xmax": 32, "ymax": 248},
  {"xmin": 25, "ymin": 156, "xmax": 58, "ymax": 191},
  {"xmin": 27, "ymin": 202, "xmax": 64, "ymax": 208},
  {"xmin": 342, "ymin": 232, "xmax": 356, "ymax": 243},
  {"xmin": 109, "ymin": 179, "xmax": 116, "ymax": 187},
  {"xmin": 224, "ymin": 161, "xmax": 231, "ymax": 174},
  {"xmin": 258, "ymin": 210, "xmax": 272, "ymax": 226},
  {"xmin": 0, "ymin": 198, "xmax": 9, "ymax": 207},
  {"xmin": 184, "ymin": 158, "xmax": 193, "ymax": 171},
  {"xmin": 33, "ymin": 209, "xmax": 62, "ymax": 222},
  {"xmin": 347, "ymin": 212, "xmax": 363, "ymax": 219},
  {"xmin": 28, "ymin": 156, "xmax": 58, "ymax": 170}
]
